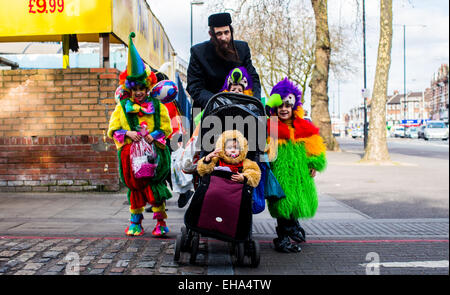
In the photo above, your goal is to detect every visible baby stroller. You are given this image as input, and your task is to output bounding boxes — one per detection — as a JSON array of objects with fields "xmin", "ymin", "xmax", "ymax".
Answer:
[{"xmin": 174, "ymin": 92, "xmax": 267, "ymax": 267}]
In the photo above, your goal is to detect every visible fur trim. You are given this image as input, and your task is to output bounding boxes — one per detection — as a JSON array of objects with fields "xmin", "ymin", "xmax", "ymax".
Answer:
[
  {"xmin": 298, "ymin": 134, "xmax": 326, "ymax": 156},
  {"xmin": 267, "ymin": 114, "xmax": 319, "ymax": 141},
  {"xmin": 242, "ymin": 159, "xmax": 261, "ymax": 187},
  {"xmin": 119, "ymin": 69, "xmax": 158, "ymax": 92},
  {"xmin": 268, "ymin": 143, "xmax": 319, "ymax": 219},
  {"xmin": 215, "ymin": 130, "xmax": 248, "ymax": 165},
  {"xmin": 307, "ymin": 152, "xmax": 327, "ymax": 172},
  {"xmin": 294, "ymin": 108, "xmax": 304, "ymax": 119},
  {"xmin": 294, "ymin": 117, "xmax": 320, "ymax": 138},
  {"xmin": 129, "ymin": 206, "xmax": 145, "ymax": 214},
  {"xmin": 197, "ymin": 157, "xmax": 219, "ymax": 176}
]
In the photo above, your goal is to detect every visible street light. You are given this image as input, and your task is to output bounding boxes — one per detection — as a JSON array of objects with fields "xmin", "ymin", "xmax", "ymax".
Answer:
[
  {"xmin": 190, "ymin": 1, "xmax": 204, "ymax": 48},
  {"xmin": 393, "ymin": 24, "xmax": 426, "ymax": 135},
  {"xmin": 362, "ymin": 0, "xmax": 368, "ymax": 148}
]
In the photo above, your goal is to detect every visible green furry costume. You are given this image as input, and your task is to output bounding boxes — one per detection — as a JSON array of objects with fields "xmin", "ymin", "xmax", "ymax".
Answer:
[{"xmin": 267, "ymin": 109, "xmax": 327, "ymax": 220}]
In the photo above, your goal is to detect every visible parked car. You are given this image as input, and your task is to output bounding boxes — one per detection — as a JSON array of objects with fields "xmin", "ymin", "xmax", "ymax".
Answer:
[
  {"xmin": 418, "ymin": 125, "xmax": 426, "ymax": 139},
  {"xmin": 351, "ymin": 128, "xmax": 363, "ymax": 138},
  {"xmin": 392, "ymin": 126, "xmax": 405, "ymax": 138},
  {"xmin": 405, "ymin": 126, "xmax": 418, "ymax": 138},
  {"xmin": 423, "ymin": 121, "xmax": 449, "ymax": 141}
]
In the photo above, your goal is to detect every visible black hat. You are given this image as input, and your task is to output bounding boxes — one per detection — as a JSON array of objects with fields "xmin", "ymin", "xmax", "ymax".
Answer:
[{"xmin": 208, "ymin": 12, "xmax": 232, "ymax": 27}]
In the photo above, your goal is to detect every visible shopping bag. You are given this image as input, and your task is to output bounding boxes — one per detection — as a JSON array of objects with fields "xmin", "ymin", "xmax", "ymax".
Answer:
[
  {"xmin": 252, "ymin": 161, "xmax": 267, "ymax": 214},
  {"xmin": 181, "ymin": 124, "xmax": 200, "ymax": 174},
  {"xmin": 264, "ymin": 164, "xmax": 286, "ymax": 200},
  {"xmin": 171, "ymin": 145, "xmax": 194, "ymax": 193},
  {"xmin": 130, "ymin": 139, "xmax": 159, "ymax": 178}
]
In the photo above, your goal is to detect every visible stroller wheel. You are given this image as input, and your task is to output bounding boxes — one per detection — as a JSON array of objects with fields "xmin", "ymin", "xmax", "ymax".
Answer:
[
  {"xmin": 189, "ymin": 233, "xmax": 200, "ymax": 264},
  {"xmin": 174, "ymin": 234, "xmax": 182, "ymax": 262},
  {"xmin": 236, "ymin": 242, "xmax": 245, "ymax": 266},
  {"xmin": 249, "ymin": 240, "xmax": 260, "ymax": 268},
  {"xmin": 180, "ymin": 226, "xmax": 188, "ymax": 251}
]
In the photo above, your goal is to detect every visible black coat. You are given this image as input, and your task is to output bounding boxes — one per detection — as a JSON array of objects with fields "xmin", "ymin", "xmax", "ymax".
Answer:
[{"xmin": 186, "ymin": 40, "xmax": 261, "ymax": 110}]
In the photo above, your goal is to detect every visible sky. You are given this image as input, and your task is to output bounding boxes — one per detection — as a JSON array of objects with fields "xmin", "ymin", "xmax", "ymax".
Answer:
[{"xmin": 148, "ymin": 0, "xmax": 449, "ymax": 116}]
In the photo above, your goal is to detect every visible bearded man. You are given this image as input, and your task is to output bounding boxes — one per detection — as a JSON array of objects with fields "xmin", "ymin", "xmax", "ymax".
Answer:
[{"xmin": 187, "ymin": 12, "xmax": 261, "ymax": 110}]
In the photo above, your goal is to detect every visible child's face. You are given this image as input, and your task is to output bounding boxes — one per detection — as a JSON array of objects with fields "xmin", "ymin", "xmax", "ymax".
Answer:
[
  {"xmin": 229, "ymin": 84, "xmax": 244, "ymax": 94},
  {"xmin": 225, "ymin": 140, "xmax": 241, "ymax": 158},
  {"xmin": 277, "ymin": 101, "xmax": 293, "ymax": 121},
  {"xmin": 131, "ymin": 85, "xmax": 148, "ymax": 103}
]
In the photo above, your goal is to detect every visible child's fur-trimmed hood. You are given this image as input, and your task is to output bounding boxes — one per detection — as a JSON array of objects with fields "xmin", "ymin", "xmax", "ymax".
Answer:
[{"xmin": 215, "ymin": 130, "xmax": 248, "ymax": 165}]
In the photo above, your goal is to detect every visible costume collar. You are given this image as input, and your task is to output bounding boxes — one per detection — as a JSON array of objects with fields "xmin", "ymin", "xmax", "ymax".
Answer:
[{"xmin": 268, "ymin": 113, "xmax": 320, "ymax": 140}]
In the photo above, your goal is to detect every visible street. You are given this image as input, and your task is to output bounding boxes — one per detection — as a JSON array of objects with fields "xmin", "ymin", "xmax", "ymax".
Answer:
[
  {"xmin": 0, "ymin": 137, "xmax": 448, "ymax": 276},
  {"xmin": 339, "ymin": 137, "xmax": 449, "ymax": 160},
  {"xmin": 315, "ymin": 137, "xmax": 449, "ymax": 219}
]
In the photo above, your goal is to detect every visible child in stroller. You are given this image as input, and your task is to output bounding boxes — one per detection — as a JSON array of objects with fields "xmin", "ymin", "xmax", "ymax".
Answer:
[
  {"xmin": 197, "ymin": 130, "xmax": 261, "ymax": 188},
  {"xmin": 174, "ymin": 89, "xmax": 266, "ymax": 267}
]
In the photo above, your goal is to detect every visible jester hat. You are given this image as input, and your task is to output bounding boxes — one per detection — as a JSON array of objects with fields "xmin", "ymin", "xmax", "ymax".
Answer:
[{"xmin": 119, "ymin": 32, "xmax": 157, "ymax": 91}]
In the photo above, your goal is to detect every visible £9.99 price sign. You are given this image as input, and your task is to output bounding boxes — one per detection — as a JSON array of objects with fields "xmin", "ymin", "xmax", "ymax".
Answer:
[{"xmin": 29, "ymin": 0, "xmax": 64, "ymax": 14}]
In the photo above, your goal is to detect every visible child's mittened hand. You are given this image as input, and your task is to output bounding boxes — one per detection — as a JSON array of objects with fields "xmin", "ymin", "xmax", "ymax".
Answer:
[
  {"xmin": 231, "ymin": 172, "xmax": 245, "ymax": 183},
  {"xmin": 126, "ymin": 131, "xmax": 142, "ymax": 142},
  {"xmin": 206, "ymin": 149, "xmax": 220, "ymax": 161}
]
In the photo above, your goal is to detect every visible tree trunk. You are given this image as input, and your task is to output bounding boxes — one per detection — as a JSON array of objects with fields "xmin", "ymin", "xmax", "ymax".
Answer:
[
  {"xmin": 362, "ymin": 0, "xmax": 393, "ymax": 162},
  {"xmin": 310, "ymin": 0, "xmax": 340, "ymax": 151}
]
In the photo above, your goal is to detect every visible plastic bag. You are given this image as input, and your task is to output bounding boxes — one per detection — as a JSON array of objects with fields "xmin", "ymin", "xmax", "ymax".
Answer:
[
  {"xmin": 181, "ymin": 124, "xmax": 200, "ymax": 174},
  {"xmin": 264, "ymin": 165, "xmax": 286, "ymax": 200},
  {"xmin": 252, "ymin": 161, "xmax": 267, "ymax": 214},
  {"xmin": 130, "ymin": 139, "xmax": 159, "ymax": 178},
  {"xmin": 171, "ymin": 145, "xmax": 194, "ymax": 193}
]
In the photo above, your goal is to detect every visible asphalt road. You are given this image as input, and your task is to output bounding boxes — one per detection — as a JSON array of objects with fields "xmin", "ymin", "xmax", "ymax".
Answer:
[
  {"xmin": 314, "ymin": 137, "xmax": 449, "ymax": 219},
  {"xmin": 338, "ymin": 137, "xmax": 449, "ymax": 160}
]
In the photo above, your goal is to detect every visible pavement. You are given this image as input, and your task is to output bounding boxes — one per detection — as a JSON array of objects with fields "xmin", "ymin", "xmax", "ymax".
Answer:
[{"xmin": 0, "ymin": 149, "xmax": 448, "ymax": 276}]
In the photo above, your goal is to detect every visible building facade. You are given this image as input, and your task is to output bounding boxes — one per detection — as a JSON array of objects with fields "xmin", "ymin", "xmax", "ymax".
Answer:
[
  {"xmin": 386, "ymin": 91, "xmax": 428, "ymax": 127},
  {"xmin": 424, "ymin": 64, "xmax": 449, "ymax": 123}
]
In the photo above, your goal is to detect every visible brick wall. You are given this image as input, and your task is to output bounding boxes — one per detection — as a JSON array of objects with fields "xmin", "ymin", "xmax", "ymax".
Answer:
[{"xmin": 0, "ymin": 68, "xmax": 121, "ymax": 192}]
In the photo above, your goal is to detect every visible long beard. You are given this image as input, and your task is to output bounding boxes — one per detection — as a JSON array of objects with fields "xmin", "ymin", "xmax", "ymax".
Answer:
[{"xmin": 211, "ymin": 37, "xmax": 239, "ymax": 62}]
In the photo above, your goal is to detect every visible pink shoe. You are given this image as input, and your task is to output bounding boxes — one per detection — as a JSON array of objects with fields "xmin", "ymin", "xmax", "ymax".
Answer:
[{"xmin": 152, "ymin": 220, "xmax": 169, "ymax": 237}]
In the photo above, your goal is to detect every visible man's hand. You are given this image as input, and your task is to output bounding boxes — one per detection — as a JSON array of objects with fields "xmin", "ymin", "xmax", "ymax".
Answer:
[
  {"xmin": 310, "ymin": 169, "xmax": 317, "ymax": 178},
  {"xmin": 231, "ymin": 172, "xmax": 245, "ymax": 183}
]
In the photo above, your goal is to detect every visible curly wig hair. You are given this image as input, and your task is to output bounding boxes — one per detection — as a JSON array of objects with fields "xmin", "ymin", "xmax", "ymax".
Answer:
[{"xmin": 269, "ymin": 77, "xmax": 303, "ymax": 115}]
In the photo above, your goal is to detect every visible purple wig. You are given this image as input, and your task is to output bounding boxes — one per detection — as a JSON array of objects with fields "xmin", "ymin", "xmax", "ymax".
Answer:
[
  {"xmin": 125, "ymin": 79, "xmax": 148, "ymax": 91},
  {"xmin": 220, "ymin": 67, "xmax": 253, "ymax": 92},
  {"xmin": 269, "ymin": 77, "xmax": 302, "ymax": 115}
]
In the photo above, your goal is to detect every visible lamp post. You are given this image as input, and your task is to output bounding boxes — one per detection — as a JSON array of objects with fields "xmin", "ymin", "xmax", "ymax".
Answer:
[
  {"xmin": 362, "ymin": 0, "xmax": 368, "ymax": 148},
  {"xmin": 393, "ymin": 24, "xmax": 426, "ymax": 135},
  {"xmin": 363, "ymin": 0, "xmax": 368, "ymax": 149},
  {"xmin": 403, "ymin": 24, "xmax": 406, "ymax": 136},
  {"xmin": 190, "ymin": 1, "xmax": 204, "ymax": 49}
]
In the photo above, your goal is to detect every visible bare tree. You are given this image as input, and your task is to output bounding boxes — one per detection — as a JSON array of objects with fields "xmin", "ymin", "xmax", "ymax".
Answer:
[
  {"xmin": 310, "ymin": 0, "xmax": 340, "ymax": 151},
  {"xmin": 362, "ymin": 0, "xmax": 392, "ymax": 162},
  {"xmin": 206, "ymin": 0, "xmax": 356, "ymax": 150}
]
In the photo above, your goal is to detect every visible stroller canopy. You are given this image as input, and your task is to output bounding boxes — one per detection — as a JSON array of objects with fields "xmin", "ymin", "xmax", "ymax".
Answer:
[{"xmin": 199, "ymin": 92, "xmax": 267, "ymax": 156}]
